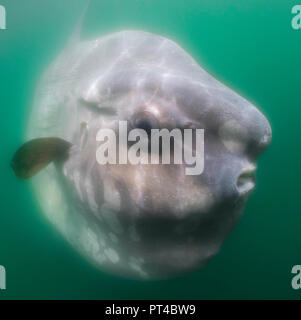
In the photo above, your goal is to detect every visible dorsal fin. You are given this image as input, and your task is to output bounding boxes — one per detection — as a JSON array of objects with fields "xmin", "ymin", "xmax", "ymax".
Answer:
[
  {"xmin": 67, "ymin": 0, "xmax": 91, "ymax": 46},
  {"xmin": 11, "ymin": 138, "xmax": 71, "ymax": 179}
]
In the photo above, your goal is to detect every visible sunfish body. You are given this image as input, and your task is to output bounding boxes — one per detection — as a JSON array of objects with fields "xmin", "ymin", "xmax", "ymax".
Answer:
[{"xmin": 12, "ymin": 30, "xmax": 271, "ymax": 279}]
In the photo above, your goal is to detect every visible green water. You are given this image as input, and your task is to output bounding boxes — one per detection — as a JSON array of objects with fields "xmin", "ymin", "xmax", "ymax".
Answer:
[{"xmin": 0, "ymin": 0, "xmax": 300, "ymax": 299}]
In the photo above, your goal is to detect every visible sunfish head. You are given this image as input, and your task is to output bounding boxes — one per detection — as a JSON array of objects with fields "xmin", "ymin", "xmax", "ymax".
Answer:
[{"xmin": 12, "ymin": 30, "xmax": 271, "ymax": 279}]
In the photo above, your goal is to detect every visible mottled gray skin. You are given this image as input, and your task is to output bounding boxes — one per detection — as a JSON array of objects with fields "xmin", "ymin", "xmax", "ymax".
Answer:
[{"xmin": 27, "ymin": 31, "xmax": 271, "ymax": 279}]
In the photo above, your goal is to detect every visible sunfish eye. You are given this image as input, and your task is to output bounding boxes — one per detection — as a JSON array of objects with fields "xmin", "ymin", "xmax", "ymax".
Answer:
[{"xmin": 132, "ymin": 111, "xmax": 160, "ymax": 135}]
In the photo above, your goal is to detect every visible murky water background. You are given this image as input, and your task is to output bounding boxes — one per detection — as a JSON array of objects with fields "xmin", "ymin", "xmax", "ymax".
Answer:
[{"xmin": 0, "ymin": 0, "xmax": 300, "ymax": 299}]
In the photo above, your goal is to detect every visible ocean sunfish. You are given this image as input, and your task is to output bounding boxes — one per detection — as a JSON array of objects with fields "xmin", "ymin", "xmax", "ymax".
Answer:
[{"xmin": 11, "ymin": 28, "xmax": 271, "ymax": 279}]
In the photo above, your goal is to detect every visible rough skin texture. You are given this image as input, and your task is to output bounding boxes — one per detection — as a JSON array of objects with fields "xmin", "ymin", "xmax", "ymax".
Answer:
[{"xmin": 27, "ymin": 31, "xmax": 271, "ymax": 279}]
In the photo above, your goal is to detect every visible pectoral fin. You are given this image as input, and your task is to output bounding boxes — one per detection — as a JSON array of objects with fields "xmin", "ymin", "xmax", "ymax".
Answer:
[{"xmin": 11, "ymin": 137, "xmax": 71, "ymax": 179}]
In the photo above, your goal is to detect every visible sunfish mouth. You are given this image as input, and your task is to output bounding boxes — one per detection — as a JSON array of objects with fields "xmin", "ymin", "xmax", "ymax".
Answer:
[{"xmin": 237, "ymin": 167, "xmax": 257, "ymax": 196}]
